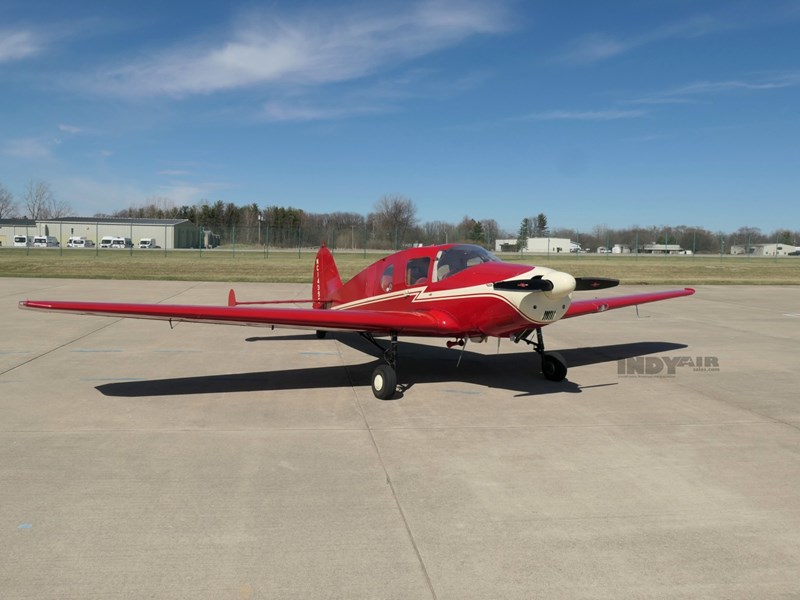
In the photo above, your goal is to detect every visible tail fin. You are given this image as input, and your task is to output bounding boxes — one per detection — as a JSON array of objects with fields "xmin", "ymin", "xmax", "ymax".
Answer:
[{"xmin": 313, "ymin": 245, "xmax": 342, "ymax": 309}]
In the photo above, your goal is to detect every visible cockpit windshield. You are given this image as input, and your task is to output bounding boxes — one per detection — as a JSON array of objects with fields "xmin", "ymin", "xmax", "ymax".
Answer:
[{"xmin": 435, "ymin": 244, "xmax": 500, "ymax": 281}]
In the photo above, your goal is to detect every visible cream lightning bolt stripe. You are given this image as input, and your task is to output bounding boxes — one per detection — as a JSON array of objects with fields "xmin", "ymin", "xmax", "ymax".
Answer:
[{"xmin": 331, "ymin": 267, "xmax": 573, "ymax": 325}]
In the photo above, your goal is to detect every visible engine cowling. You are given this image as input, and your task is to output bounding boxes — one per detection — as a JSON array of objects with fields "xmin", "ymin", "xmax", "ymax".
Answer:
[{"xmin": 541, "ymin": 271, "xmax": 576, "ymax": 299}]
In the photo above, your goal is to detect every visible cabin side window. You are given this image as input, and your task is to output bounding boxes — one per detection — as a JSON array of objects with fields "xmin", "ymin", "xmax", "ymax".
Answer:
[
  {"xmin": 406, "ymin": 257, "xmax": 430, "ymax": 286},
  {"xmin": 380, "ymin": 264, "xmax": 394, "ymax": 292},
  {"xmin": 435, "ymin": 245, "xmax": 499, "ymax": 281}
]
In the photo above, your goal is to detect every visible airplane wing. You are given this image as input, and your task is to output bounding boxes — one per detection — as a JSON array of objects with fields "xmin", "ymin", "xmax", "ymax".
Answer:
[
  {"xmin": 19, "ymin": 299, "xmax": 460, "ymax": 336},
  {"xmin": 19, "ymin": 287, "xmax": 695, "ymax": 335},
  {"xmin": 563, "ymin": 288, "xmax": 695, "ymax": 319}
]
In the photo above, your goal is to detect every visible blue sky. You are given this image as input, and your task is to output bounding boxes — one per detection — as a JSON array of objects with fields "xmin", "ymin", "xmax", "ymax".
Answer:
[{"xmin": 1, "ymin": 0, "xmax": 798, "ymax": 234}]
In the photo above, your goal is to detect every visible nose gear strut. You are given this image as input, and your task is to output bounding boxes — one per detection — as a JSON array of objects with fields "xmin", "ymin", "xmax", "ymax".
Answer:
[{"xmin": 513, "ymin": 327, "xmax": 568, "ymax": 381}]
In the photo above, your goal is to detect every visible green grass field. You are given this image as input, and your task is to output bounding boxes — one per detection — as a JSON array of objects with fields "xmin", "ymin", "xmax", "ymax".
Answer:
[{"xmin": 1, "ymin": 247, "xmax": 798, "ymax": 285}]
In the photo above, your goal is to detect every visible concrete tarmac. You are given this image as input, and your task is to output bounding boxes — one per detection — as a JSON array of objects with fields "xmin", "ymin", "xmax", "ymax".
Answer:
[{"xmin": 1, "ymin": 278, "xmax": 799, "ymax": 599}]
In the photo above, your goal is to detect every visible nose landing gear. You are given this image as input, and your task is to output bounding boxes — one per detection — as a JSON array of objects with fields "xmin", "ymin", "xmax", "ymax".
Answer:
[{"xmin": 513, "ymin": 327, "xmax": 568, "ymax": 382}]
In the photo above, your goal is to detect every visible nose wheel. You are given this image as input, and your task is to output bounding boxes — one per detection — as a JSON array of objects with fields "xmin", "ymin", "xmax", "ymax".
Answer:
[
  {"xmin": 513, "ymin": 327, "xmax": 568, "ymax": 382},
  {"xmin": 541, "ymin": 351, "xmax": 567, "ymax": 381}
]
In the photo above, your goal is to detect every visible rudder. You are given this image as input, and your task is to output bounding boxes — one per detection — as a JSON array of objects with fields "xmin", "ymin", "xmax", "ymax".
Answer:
[{"xmin": 313, "ymin": 245, "xmax": 342, "ymax": 309}]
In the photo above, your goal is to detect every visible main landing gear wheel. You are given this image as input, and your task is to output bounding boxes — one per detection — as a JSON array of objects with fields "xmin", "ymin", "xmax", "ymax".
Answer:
[
  {"xmin": 371, "ymin": 364, "xmax": 397, "ymax": 400},
  {"xmin": 541, "ymin": 351, "xmax": 567, "ymax": 382}
]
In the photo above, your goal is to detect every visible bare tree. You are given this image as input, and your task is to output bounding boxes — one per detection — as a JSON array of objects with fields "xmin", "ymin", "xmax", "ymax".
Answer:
[
  {"xmin": 0, "ymin": 183, "xmax": 18, "ymax": 218},
  {"xmin": 23, "ymin": 180, "xmax": 54, "ymax": 219},
  {"xmin": 422, "ymin": 220, "xmax": 457, "ymax": 245},
  {"xmin": 480, "ymin": 218, "xmax": 503, "ymax": 246},
  {"xmin": 49, "ymin": 196, "xmax": 72, "ymax": 218},
  {"xmin": 373, "ymin": 194, "xmax": 417, "ymax": 247},
  {"xmin": 22, "ymin": 180, "xmax": 71, "ymax": 219}
]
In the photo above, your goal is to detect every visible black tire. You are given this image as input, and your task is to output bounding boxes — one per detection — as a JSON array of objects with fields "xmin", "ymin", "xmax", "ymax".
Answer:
[
  {"xmin": 541, "ymin": 351, "xmax": 567, "ymax": 382},
  {"xmin": 371, "ymin": 364, "xmax": 397, "ymax": 400}
]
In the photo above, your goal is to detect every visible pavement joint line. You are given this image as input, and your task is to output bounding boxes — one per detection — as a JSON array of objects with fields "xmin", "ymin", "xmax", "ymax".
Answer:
[
  {"xmin": 339, "ymin": 338, "xmax": 439, "ymax": 600},
  {"xmin": 673, "ymin": 376, "xmax": 800, "ymax": 434},
  {"xmin": 1, "ymin": 281, "xmax": 212, "ymax": 378},
  {"xmin": 0, "ymin": 279, "xmax": 74, "ymax": 301},
  {"xmin": 154, "ymin": 281, "xmax": 206, "ymax": 304},
  {"xmin": 0, "ymin": 319, "xmax": 121, "ymax": 377}
]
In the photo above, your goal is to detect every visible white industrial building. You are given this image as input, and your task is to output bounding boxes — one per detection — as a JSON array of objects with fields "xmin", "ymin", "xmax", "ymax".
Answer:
[
  {"xmin": 495, "ymin": 237, "xmax": 573, "ymax": 254},
  {"xmin": 731, "ymin": 243, "xmax": 798, "ymax": 256},
  {"xmin": 0, "ymin": 219, "xmax": 37, "ymax": 246},
  {"xmin": 640, "ymin": 243, "xmax": 685, "ymax": 255},
  {"xmin": 1, "ymin": 217, "xmax": 201, "ymax": 249}
]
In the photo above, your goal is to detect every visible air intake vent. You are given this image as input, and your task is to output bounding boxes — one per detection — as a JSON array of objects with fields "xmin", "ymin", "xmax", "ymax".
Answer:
[{"xmin": 543, "ymin": 310, "xmax": 557, "ymax": 321}]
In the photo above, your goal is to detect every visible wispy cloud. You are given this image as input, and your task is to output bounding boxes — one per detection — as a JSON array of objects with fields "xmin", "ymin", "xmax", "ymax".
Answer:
[
  {"xmin": 58, "ymin": 124, "xmax": 82, "ymax": 134},
  {"xmin": 260, "ymin": 66, "xmax": 486, "ymax": 122},
  {"xmin": 55, "ymin": 176, "xmax": 231, "ymax": 215},
  {"xmin": 2, "ymin": 137, "xmax": 59, "ymax": 159},
  {"xmin": 627, "ymin": 72, "xmax": 800, "ymax": 105},
  {"xmin": 156, "ymin": 181, "xmax": 232, "ymax": 204},
  {"xmin": 523, "ymin": 109, "xmax": 647, "ymax": 121},
  {"xmin": 0, "ymin": 29, "xmax": 44, "ymax": 63},
  {"xmin": 56, "ymin": 177, "xmax": 151, "ymax": 215},
  {"xmin": 262, "ymin": 101, "xmax": 391, "ymax": 123},
  {"xmin": 556, "ymin": 13, "xmax": 742, "ymax": 66},
  {"xmin": 85, "ymin": 1, "xmax": 511, "ymax": 98}
]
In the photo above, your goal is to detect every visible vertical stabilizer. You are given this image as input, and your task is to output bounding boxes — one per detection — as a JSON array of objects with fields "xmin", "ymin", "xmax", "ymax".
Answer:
[{"xmin": 313, "ymin": 245, "xmax": 342, "ymax": 309}]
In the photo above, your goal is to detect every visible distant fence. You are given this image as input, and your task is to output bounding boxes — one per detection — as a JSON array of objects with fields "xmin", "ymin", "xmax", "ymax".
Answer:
[{"xmin": 0, "ymin": 224, "xmax": 429, "ymax": 254}]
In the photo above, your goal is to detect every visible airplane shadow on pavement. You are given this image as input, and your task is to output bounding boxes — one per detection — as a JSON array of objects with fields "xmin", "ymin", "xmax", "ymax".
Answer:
[{"xmin": 96, "ymin": 332, "xmax": 687, "ymax": 399}]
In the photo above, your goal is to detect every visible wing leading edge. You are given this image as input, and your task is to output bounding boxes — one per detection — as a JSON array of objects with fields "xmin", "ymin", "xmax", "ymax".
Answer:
[
  {"xmin": 19, "ymin": 287, "xmax": 694, "ymax": 335},
  {"xmin": 19, "ymin": 299, "xmax": 461, "ymax": 336},
  {"xmin": 563, "ymin": 287, "xmax": 695, "ymax": 318}
]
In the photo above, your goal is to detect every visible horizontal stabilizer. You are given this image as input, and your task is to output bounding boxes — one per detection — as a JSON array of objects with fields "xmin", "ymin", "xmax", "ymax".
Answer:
[{"xmin": 228, "ymin": 289, "xmax": 314, "ymax": 306}]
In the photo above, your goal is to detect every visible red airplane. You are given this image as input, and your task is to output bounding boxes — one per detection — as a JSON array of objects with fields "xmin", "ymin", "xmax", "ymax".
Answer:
[{"xmin": 20, "ymin": 243, "xmax": 694, "ymax": 399}]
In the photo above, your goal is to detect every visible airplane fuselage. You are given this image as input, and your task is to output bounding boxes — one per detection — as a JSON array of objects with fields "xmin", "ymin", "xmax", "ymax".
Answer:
[{"xmin": 328, "ymin": 244, "xmax": 574, "ymax": 338}]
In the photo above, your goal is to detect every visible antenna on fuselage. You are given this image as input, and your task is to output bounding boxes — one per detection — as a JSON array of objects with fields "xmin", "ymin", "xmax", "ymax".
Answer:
[{"xmin": 457, "ymin": 339, "xmax": 468, "ymax": 367}]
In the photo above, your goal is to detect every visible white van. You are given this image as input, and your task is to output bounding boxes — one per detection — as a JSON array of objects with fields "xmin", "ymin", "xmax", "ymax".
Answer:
[
  {"xmin": 111, "ymin": 237, "xmax": 133, "ymax": 249},
  {"xmin": 33, "ymin": 236, "xmax": 59, "ymax": 247},
  {"xmin": 67, "ymin": 237, "xmax": 95, "ymax": 248},
  {"xmin": 138, "ymin": 238, "xmax": 159, "ymax": 249},
  {"xmin": 100, "ymin": 236, "xmax": 115, "ymax": 248},
  {"xmin": 13, "ymin": 235, "xmax": 34, "ymax": 247}
]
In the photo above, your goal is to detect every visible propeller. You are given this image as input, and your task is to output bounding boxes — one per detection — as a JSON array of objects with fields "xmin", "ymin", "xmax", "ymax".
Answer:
[
  {"xmin": 493, "ymin": 275, "xmax": 553, "ymax": 292},
  {"xmin": 493, "ymin": 275, "xmax": 619, "ymax": 293},
  {"xmin": 574, "ymin": 277, "xmax": 619, "ymax": 291}
]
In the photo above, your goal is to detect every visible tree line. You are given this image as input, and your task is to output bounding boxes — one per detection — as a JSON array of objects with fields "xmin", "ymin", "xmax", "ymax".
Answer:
[
  {"xmin": 2, "ymin": 180, "xmax": 797, "ymax": 252},
  {"xmin": 111, "ymin": 199, "xmax": 800, "ymax": 253},
  {"xmin": 106, "ymin": 194, "xmax": 504, "ymax": 249}
]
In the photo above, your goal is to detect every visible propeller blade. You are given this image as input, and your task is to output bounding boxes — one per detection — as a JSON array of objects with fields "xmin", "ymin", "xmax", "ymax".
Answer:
[
  {"xmin": 574, "ymin": 277, "xmax": 619, "ymax": 291},
  {"xmin": 493, "ymin": 276, "xmax": 553, "ymax": 292}
]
